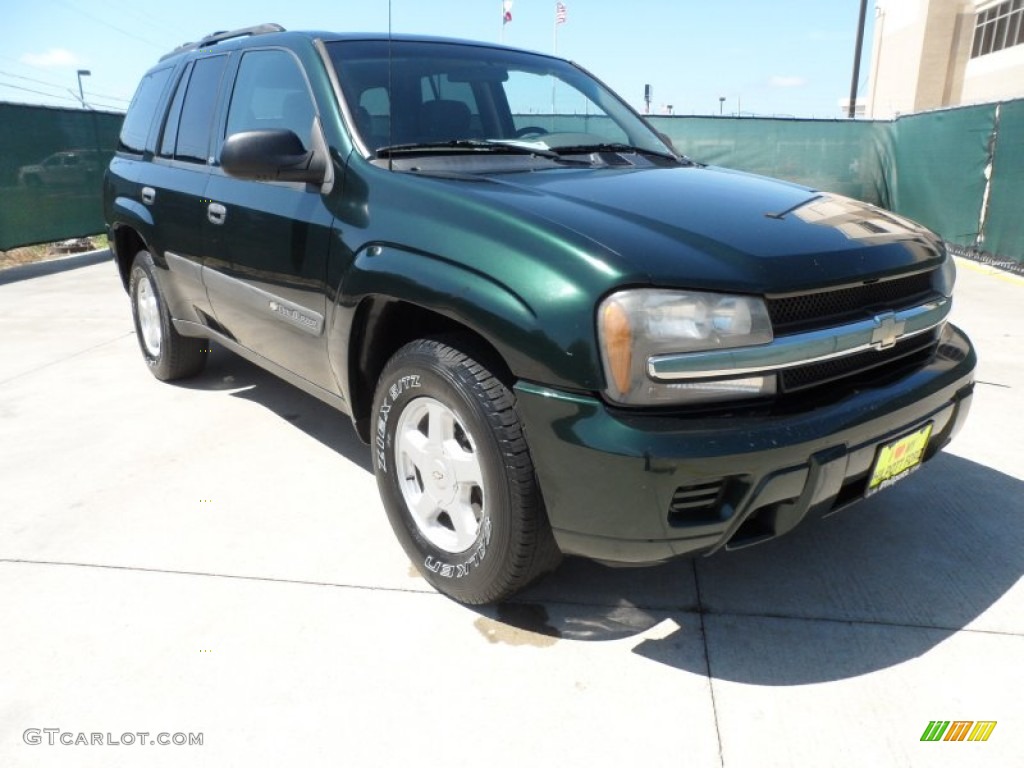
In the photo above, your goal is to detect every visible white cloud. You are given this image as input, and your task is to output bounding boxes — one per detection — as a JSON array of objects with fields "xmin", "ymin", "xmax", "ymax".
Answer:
[
  {"xmin": 769, "ymin": 75, "xmax": 808, "ymax": 89},
  {"xmin": 19, "ymin": 48, "xmax": 82, "ymax": 69}
]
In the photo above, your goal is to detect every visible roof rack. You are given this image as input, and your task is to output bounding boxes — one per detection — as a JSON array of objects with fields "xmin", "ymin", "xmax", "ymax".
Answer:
[{"xmin": 160, "ymin": 23, "xmax": 286, "ymax": 61}]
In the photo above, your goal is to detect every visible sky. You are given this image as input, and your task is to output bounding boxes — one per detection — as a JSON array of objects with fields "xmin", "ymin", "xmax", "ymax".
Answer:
[{"xmin": 0, "ymin": 0, "xmax": 876, "ymax": 118}]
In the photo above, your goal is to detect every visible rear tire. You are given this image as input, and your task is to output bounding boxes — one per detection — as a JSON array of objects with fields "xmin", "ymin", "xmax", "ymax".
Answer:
[
  {"xmin": 128, "ymin": 249, "xmax": 207, "ymax": 381},
  {"xmin": 372, "ymin": 338, "xmax": 561, "ymax": 604}
]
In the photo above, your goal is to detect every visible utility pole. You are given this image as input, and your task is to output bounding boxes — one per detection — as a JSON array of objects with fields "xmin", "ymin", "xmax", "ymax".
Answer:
[{"xmin": 847, "ymin": 0, "xmax": 868, "ymax": 118}]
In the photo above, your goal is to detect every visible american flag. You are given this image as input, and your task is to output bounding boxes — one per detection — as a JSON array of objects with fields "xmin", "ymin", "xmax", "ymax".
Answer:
[{"xmin": 556, "ymin": 2, "xmax": 568, "ymax": 24}]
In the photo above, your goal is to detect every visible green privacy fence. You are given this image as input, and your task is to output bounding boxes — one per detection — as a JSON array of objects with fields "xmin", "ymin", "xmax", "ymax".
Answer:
[
  {"xmin": 0, "ymin": 103, "xmax": 122, "ymax": 251},
  {"xmin": 648, "ymin": 116, "xmax": 894, "ymax": 208},
  {"xmin": 887, "ymin": 104, "xmax": 994, "ymax": 248},
  {"xmin": 984, "ymin": 100, "xmax": 1024, "ymax": 265},
  {"xmin": 524, "ymin": 114, "xmax": 893, "ymax": 207},
  {"xmin": 1, "ymin": 99, "xmax": 1022, "ymax": 266}
]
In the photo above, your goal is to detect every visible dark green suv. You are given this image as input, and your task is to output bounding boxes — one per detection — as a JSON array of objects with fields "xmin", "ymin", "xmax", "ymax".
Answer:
[{"xmin": 104, "ymin": 24, "xmax": 976, "ymax": 604}]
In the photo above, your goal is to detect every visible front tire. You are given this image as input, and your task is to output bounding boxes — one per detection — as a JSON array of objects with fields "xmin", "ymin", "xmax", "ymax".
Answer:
[
  {"xmin": 372, "ymin": 339, "xmax": 561, "ymax": 604},
  {"xmin": 128, "ymin": 250, "xmax": 207, "ymax": 381}
]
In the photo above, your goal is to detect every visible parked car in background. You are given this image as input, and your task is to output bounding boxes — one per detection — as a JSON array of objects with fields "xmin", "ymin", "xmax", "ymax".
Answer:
[
  {"xmin": 104, "ymin": 25, "xmax": 976, "ymax": 605},
  {"xmin": 19, "ymin": 149, "xmax": 106, "ymax": 187}
]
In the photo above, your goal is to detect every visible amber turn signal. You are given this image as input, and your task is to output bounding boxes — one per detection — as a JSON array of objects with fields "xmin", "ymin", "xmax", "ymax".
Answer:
[{"xmin": 601, "ymin": 299, "xmax": 633, "ymax": 397}]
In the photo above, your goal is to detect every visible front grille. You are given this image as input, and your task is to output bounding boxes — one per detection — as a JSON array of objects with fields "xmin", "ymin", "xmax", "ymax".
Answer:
[
  {"xmin": 767, "ymin": 271, "xmax": 936, "ymax": 335},
  {"xmin": 780, "ymin": 330, "xmax": 939, "ymax": 393}
]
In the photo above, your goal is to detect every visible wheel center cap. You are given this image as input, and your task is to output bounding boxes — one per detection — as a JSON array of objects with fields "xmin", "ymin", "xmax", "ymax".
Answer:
[{"xmin": 427, "ymin": 458, "xmax": 457, "ymax": 506}]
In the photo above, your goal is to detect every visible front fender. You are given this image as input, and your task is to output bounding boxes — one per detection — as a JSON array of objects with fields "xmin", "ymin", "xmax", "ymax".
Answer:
[{"xmin": 335, "ymin": 244, "xmax": 604, "ymax": 393}]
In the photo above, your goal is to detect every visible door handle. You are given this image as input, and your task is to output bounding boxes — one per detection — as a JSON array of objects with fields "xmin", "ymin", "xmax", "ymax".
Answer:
[
  {"xmin": 141, "ymin": 186, "xmax": 155, "ymax": 205},
  {"xmin": 207, "ymin": 202, "xmax": 227, "ymax": 225}
]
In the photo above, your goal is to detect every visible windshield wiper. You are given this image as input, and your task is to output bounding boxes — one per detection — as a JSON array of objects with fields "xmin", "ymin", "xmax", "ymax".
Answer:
[
  {"xmin": 551, "ymin": 142, "xmax": 689, "ymax": 164},
  {"xmin": 376, "ymin": 139, "xmax": 565, "ymax": 160}
]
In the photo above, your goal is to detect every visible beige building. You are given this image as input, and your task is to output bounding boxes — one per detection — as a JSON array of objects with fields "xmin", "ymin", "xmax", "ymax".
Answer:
[{"xmin": 867, "ymin": 0, "xmax": 1024, "ymax": 117}]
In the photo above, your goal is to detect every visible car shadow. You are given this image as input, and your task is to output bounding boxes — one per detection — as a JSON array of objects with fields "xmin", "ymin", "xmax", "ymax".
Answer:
[
  {"xmin": 486, "ymin": 452, "xmax": 1024, "ymax": 684},
  {"xmin": 174, "ymin": 342, "xmax": 373, "ymax": 474},
  {"xmin": 173, "ymin": 346, "xmax": 1022, "ymax": 684}
]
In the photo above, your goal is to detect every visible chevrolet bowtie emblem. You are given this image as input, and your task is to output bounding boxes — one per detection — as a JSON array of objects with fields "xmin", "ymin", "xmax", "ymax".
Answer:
[{"xmin": 870, "ymin": 311, "xmax": 906, "ymax": 350}]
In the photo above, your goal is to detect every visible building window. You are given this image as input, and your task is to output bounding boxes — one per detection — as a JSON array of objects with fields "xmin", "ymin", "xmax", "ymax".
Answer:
[{"xmin": 972, "ymin": 0, "xmax": 1024, "ymax": 58}]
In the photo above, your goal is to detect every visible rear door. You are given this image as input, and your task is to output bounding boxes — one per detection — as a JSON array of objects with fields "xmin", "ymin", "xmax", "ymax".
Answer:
[
  {"xmin": 145, "ymin": 55, "xmax": 228, "ymax": 323},
  {"xmin": 203, "ymin": 47, "xmax": 336, "ymax": 392}
]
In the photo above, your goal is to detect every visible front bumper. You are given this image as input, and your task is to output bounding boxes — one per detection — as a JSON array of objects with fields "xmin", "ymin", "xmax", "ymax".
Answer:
[{"xmin": 514, "ymin": 323, "xmax": 976, "ymax": 564}]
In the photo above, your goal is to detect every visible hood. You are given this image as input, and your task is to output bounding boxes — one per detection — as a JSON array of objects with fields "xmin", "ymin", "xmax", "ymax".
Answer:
[{"xmin": 447, "ymin": 163, "xmax": 944, "ymax": 294}]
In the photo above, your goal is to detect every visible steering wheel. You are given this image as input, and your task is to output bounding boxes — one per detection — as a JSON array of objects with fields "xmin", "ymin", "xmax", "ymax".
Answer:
[{"xmin": 514, "ymin": 126, "xmax": 550, "ymax": 138}]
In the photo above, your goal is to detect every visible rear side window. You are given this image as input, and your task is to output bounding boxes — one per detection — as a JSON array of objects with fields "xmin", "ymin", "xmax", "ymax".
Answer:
[
  {"xmin": 225, "ymin": 49, "xmax": 317, "ymax": 149},
  {"xmin": 173, "ymin": 56, "xmax": 228, "ymax": 163},
  {"xmin": 119, "ymin": 67, "xmax": 172, "ymax": 154},
  {"xmin": 158, "ymin": 62, "xmax": 192, "ymax": 158}
]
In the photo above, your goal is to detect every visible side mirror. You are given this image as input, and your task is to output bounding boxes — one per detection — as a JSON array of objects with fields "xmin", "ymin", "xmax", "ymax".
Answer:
[{"xmin": 221, "ymin": 129, "xmax": 326, "ymax": 184}]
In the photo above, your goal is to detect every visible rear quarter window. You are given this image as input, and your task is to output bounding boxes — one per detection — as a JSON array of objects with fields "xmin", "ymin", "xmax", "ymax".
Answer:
[
  {"xmin": 118, "ymin": 67, "xmax": 173, "ymax": 154},
  {"xmin": 173, "ymin": 56, "xmax": 228, "ymax": 163}
]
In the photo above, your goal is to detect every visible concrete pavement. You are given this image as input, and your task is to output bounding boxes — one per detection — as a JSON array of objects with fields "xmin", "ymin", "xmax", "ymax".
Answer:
[{"xmin": 1, "ymin": 253, "xmax": 1021, "ymax": 767}]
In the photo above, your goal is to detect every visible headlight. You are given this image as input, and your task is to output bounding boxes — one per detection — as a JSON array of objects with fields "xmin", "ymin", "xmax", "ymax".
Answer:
[{"xmin": 597, "ymin": 289, "xmax": 774, "ymax": 405}]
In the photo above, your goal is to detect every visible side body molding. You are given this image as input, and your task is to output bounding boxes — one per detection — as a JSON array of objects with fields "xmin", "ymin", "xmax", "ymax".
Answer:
[{"xmin": 201, "ymin": 268, "xmax": 326, "ymax": 337}]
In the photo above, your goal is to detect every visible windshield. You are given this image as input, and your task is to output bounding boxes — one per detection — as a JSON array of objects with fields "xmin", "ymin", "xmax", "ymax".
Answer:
[{"xmin": 325, "ymin": 39, "xmax": 672, "ymax": 158}]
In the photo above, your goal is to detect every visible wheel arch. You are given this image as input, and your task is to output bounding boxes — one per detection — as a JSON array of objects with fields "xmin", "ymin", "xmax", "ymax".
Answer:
[
  {"xmin": 110, "ymin": 223, "xmax": 151, "ymax": 291},
  {"xmin": 347, "ymin": 296, "xmax": 514, "ymax": 443},
  {"xmin": 337, "ymin": 244, "xmax": 603, "ymax": 442}
]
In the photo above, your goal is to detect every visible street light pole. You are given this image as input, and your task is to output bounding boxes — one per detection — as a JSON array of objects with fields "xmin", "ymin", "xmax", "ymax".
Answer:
[
  {"xmin": 719, "ymin": 96, "xmax": 725, "ymax": 116},
  {"xmin": 847, "ymin": 0, "xmax": 868, "ymax": 118},
  {"xmin": 76, "ymin": 69, "xmax": 91, "ymax": 107}
]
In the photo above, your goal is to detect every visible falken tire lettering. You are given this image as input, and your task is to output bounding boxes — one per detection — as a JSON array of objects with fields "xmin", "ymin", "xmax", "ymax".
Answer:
[
  {"xmin": 424, "ymin": 518, "xmax": 492, "ymax": 578},
  {"xmin": 375, "ymin": 375, "xmax": 421, "ymax": 472}
]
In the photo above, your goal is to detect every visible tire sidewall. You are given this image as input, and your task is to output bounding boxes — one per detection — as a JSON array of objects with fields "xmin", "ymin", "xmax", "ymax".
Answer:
[
  {"xmin": 128, "ymin": 250, "xmax": 173, "ymax": 378},
  {"xmin": 373, "ymin": 348, "xmax": 514, "ymax": 599}
]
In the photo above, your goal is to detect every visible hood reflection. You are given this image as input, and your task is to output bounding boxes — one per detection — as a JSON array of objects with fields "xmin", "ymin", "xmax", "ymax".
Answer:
[{"xmin": 783, "ymin": 194, "xmax": 935, "ymax": 247}]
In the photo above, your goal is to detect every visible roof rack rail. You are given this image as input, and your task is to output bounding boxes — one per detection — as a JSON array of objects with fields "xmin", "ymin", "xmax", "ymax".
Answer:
[{"xmin": 160, "ymin": 23, "xmax": 286, "ymax": 61}]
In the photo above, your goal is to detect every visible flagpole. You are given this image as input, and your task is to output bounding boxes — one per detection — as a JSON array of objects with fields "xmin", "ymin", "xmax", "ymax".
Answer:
[
  {"xmin": 552, "ymin": 4, "xmax": 561, "ymax": 56},
  {"xmin": 551, "ymin": 8, "xmax": 557, "ymax": 116}
]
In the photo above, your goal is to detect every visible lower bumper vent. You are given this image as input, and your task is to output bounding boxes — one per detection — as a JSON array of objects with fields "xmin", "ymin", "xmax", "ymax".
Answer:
[{"xmin": 668, "ymin": 480, "xmax": 726, "ymax": 525}]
